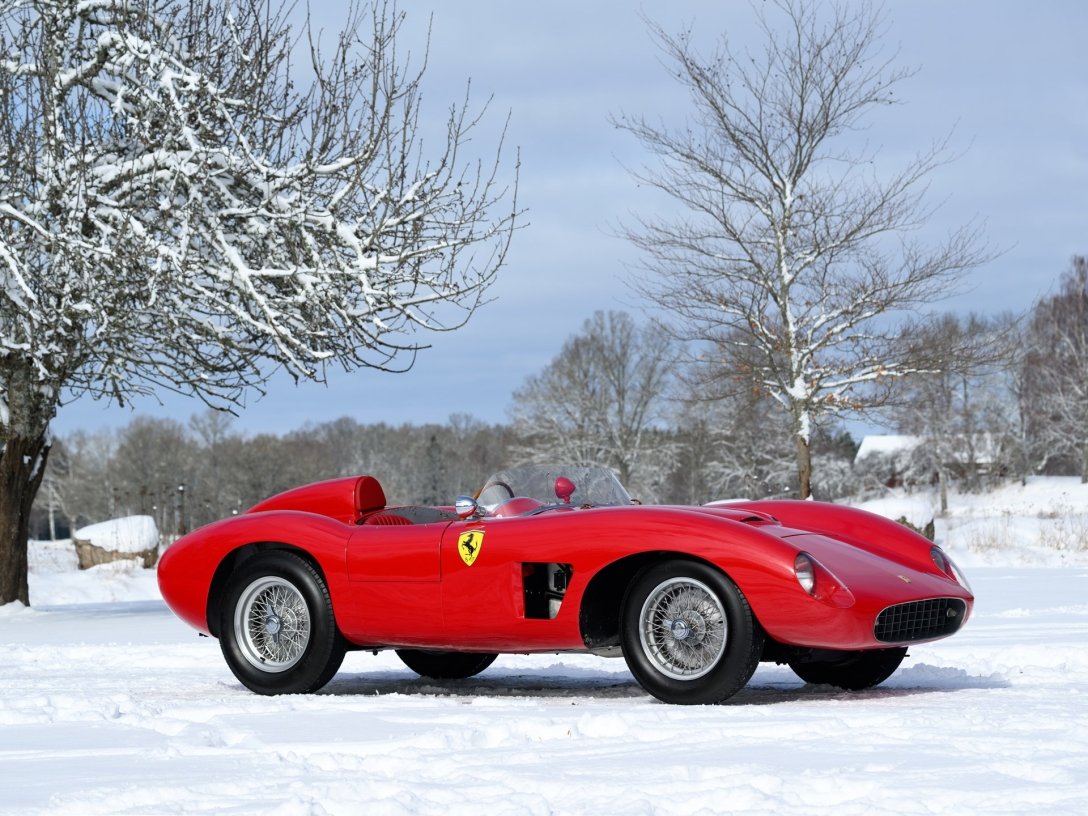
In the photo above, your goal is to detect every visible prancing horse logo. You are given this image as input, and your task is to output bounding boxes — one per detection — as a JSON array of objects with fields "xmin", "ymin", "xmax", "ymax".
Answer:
[{"xmin": 457, "ymin": 530, "xmax": 484, "ymax": 566}]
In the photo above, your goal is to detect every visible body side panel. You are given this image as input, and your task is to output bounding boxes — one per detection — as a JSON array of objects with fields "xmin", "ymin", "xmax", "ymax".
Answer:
[{"xmin": 338, "ymin": 524, "xmax": 448, "ymax": 645}]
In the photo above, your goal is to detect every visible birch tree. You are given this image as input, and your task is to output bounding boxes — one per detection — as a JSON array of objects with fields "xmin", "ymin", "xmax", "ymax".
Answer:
[
  {"xmin": 615, "ymin": 0, "xmax": 986, "ymax": 498},
  {"xmin": 0, "ymin": 0, "xmax": 517, "ymax": 605}
]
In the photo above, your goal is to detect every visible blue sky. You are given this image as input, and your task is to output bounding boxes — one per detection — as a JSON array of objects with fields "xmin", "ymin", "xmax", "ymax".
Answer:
[{"xmin": 54, "ymin": 1, "xmax": 1088, "ymax": 436}]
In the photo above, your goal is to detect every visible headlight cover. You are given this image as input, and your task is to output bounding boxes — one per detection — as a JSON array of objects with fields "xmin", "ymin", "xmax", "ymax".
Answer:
[
  {"xmin": 795, "ymin": 553, "xmax": 816, "ymax": 594},
  {"xmin": 931, "ymin": 546, "xmax": 972, "ymax": 592},
  {"xmin": 794, "ymin": 552, "xmax": 854, "ymax": 608}
]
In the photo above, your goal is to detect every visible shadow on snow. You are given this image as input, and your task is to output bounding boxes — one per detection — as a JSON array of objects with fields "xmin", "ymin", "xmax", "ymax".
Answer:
[{"xmin": 316, "ymin": 662, "xmax": 1007, "ymax": 704}]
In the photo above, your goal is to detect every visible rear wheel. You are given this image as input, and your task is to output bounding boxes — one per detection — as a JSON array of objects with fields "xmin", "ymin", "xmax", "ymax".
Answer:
[
  {"xmin": 789, "ymin": 647, "xmax": 907, "ymax": 690},
  {"xmin": 621, "ymin": 560, "xmax": 763, "ymax": 705},
  {"xmin": 219, "ymin": 551, "xmax": 345, "ymax": 695},
  {"xmin": 396, "ymin": 649, "xmax": 497, "ymax": 679}
]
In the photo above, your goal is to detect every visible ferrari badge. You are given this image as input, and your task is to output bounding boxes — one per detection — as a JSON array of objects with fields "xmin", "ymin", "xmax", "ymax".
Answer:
[{"xmin": 457, "ymin": 530, "xmax": 484, "ymax": 566}]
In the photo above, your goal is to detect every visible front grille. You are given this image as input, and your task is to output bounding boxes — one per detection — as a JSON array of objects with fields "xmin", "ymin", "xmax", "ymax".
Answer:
[{"xmin": 875, "ymin": 598, "xmax": 967, "ymax": 643}]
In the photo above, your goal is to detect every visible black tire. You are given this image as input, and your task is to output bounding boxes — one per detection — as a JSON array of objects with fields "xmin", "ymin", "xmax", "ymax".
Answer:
[
  {"xmin": 789, "ymin": 647, "xmax": 907, "ymax": 691},
  {"xmin": 396, "ymin": 649, "xmax": 498, "ymax": 680},
  {"xmin": 621, "ymin": 560, "xmax": 764, "ymax": 705},
  {"xmin": 219, "ymin": 551, "xmax": 346, "ymax": 695}
]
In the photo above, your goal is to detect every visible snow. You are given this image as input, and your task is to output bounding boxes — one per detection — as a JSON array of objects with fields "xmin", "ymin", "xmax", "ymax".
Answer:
[
  {"xmin": 73, "ymin": 515, "xmax": 160, "ymax": 555},
  {"xmin": 857, "ymin": 476, "xmax": 1088, "ymax": 568},
  {"xmin": 5, "ymin": 480, "xmax": 1088, "ymax": 815}
]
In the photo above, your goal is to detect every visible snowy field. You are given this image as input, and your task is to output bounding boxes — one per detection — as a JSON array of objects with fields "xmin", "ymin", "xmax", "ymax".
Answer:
[{"xmin": 3, "ymin": 479, "xmax": 1088, "ymax": 815}]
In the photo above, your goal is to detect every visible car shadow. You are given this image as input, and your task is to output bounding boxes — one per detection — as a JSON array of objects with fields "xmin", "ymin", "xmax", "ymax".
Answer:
[
  {"xmin": 320, "ymin": 662, "xmax": 1007, "ymax": 703},
  {"xmin": 322, "ymin": 669, "xmax": 648, "ymax": 700}
]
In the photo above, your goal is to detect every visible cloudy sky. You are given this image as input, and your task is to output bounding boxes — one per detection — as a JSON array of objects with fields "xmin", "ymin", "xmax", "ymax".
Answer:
[{"xmin": 54, "ymin": 0, "xmax": 1088, "ymax": 436}]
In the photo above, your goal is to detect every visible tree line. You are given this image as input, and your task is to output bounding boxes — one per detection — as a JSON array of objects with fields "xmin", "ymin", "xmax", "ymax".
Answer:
[
  {"xmin": 506, "ymin": 264, "xmax": 1088, "ymax": 517},
  {"xmin": 32, "ymin": 405, "xmax": 855, "ymax": 542},
  {"xmin": 37, "ymin": 256, "xmax": 1088, "ymax": 540}
]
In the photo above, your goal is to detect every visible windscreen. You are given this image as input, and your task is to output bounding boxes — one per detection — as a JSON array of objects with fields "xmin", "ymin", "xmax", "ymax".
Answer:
[{"xmin": 477, "ymin": 465, "xmax": 631, "ymax": 511}]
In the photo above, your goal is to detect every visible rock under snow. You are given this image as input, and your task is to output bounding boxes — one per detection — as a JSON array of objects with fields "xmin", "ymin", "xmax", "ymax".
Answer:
[{"xmin": 72, "ymin": 516, "xmax": 160, "ymax": 569}]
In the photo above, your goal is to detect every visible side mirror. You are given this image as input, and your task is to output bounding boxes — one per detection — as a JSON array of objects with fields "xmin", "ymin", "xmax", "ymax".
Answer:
[
  {"xmin": 455, "ymin": 496, "xmax": 479, "ymax": 520},
  {"xmin": 555, "ymin": 476, "xmax": 576, "ymax": 504}
]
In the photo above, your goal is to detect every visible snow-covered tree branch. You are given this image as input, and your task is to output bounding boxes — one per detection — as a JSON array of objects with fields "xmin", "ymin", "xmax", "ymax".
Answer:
[
  {"xmin": 0, "ymin": 0, "xmax": 518, "ymax": 605},
  {"xmin": 615, "ymin": 0, "xmax": 988, "ymax": 498}
]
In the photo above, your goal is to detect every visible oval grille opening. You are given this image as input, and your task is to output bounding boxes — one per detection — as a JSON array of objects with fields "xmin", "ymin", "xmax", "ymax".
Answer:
[{"xmin": 875, "ymin": 598, "xmax": 966, "ymax": 643}]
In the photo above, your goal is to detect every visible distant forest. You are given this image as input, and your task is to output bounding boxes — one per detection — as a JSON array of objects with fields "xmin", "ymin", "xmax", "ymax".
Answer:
[
  {"xmin": 32, "ymin": 259, "xmax": 1088, "ymax": 541},
  {"xmin": 32, "ymin": 410, "xmax": 859, "ymax": 541}
]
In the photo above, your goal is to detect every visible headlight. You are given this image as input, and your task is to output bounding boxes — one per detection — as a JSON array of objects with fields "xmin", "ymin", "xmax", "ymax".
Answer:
[
  {"xmin": 948, "ymin": 556, "xmax": 972, "ymax": 592},
  {"xmin": 794, "ymin": 551, "xmax": 855, "ymax": 608},
  {"xmin": 931, "ymin": 546, "xmax": 972, "ymax": 591},
  {"xmin": 795, "ymin": 553, "xmax": 816, "ymax": 594}
]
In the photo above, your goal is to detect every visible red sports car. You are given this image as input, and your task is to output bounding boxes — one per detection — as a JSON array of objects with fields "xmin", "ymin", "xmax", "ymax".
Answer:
[{"xmin": 157, "ymin": 465, "xmax": 973, "ymax": 704}]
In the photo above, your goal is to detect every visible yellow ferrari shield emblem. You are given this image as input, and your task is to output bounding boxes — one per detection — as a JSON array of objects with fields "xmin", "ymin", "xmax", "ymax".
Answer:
[{"xmin": 457, "ymin": 530, "xmax": 484, "ymax": 566}]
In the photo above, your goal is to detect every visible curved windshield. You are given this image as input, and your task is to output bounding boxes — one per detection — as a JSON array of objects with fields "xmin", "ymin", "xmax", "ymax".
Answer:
[{"xmin": 476, "ymin": 465, "xmax": 631, "ymax": 512}]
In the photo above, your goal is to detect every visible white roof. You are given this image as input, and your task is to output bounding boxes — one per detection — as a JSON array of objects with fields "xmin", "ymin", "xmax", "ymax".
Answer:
[{"xmin": 854, "ymin": 435, "xmax": 921, "ymax": 462}]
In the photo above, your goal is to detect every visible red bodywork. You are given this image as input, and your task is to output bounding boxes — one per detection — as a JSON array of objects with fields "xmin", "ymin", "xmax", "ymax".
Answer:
[{"xmin": 158, "ymin": 475, "xmax": 973, "ymax": 658}]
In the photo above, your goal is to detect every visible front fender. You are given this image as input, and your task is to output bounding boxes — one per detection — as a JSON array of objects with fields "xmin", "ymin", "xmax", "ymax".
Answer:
[{"xmin": 726, "ymin": 500, "xmax": 938, "ymax": 571}]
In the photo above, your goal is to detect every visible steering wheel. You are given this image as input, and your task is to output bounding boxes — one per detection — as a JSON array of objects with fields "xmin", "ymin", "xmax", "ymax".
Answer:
[
  {"xmin": 480, "ymin": 480, "xmax": 515, "ymax": 498},
  {"xmin": 476, "ymin": 480, "xmax": 515, "ymax": 511}
]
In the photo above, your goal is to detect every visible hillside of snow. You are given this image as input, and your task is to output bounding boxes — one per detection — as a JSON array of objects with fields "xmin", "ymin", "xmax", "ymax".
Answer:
[
  {"xmin": 856, "ymin": 476, "xmax": 1088, "ymax": 567},
  {"xmin": 3, "ymin": 477, "xmax": 1087, "ymax": 815}
]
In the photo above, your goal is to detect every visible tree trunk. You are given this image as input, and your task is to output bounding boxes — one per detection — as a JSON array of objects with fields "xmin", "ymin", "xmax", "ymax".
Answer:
[
  {"xmin": 0, "ymin": 431, "xmax": 51, "ymax": 605},
  {"xmin": 793, "ymin": 433, "xmax": 812, "ymax": 500}
]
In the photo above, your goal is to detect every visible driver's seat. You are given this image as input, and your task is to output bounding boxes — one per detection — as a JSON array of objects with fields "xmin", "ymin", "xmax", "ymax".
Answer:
[{"xmin": 364, "ymin": 506, "xmax": 460, "ymax": 525}]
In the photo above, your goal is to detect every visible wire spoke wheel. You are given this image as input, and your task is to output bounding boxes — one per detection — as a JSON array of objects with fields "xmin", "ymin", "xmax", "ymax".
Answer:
[
  {"xmin": 234, "ymin": 576, "xmax": 312, "ymax": 673},
  {"xmin": 622, "ymin": 560, "xmax": 763, "ymax": 704},
  {"xmin": 639, "ymin": 577, "xmax": 727, "ymax": 680},
  {"xmin": 219, "ymin": 552, "xmax": 345, "ymax": 695}
]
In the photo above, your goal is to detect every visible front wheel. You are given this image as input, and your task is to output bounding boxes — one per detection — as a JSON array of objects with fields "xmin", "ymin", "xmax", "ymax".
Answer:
[
  {"xmin": 621, "ymin": 560, "xmax": 763, "ymax": 705},
  {"xmin": 219, "ymin": 551, "xmax": 345, "ymax": 695},
  {"xmin": 396, "ymin": 649, "xmax": 497, "ymax": 679},
  {"xmin": 789, "ymin": 647, "xmax": 907, "ymax": 690}
]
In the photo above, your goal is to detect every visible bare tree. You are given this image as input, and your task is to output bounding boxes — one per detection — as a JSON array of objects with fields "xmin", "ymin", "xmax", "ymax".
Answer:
[
  {"xmin": 892, "ymin": 314, "xmax": 1016, "ymax": 512},
  {"xmin": 997, "ymin": 314, "xmax": 1034, "ymax": 485},
  {"xmin": 39, "ymin": 429, "xmax": 117, "ymax": 534},
  {"xmin": 674, "ymin": 391, "xmax": 795, "ymax": 502},
  {"xmin": 111, "ymin": 417, "xmax": 193, "ymax": 532},
  {"xmin": 615, "ymin": 0, "xmax": 988, "ymax": 498},
  {"xmin": 510, "ymin": 311, "xmax": 676, "ymax": 496},
  {"xmin": 1023, "ymin": 258, "xmax": 1088, "ymax": 482},
  {"xmin": 0, "ymin": 0, "xmax": 518, "ymax": 604},
  {"xmin": 188, "ymin": 409, "xmax": 238, "ymax": 522}
]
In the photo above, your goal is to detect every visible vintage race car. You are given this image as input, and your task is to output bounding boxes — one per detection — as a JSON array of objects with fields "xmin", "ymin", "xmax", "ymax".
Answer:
[{"xmin": 157, "ymin": 465, "xmax": 973, "ymax": 704}]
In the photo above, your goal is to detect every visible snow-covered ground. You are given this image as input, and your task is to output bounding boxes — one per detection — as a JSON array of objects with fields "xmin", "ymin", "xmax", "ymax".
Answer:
[{"xmin": 3, "ymin": 479, "xmax": 1088, "ymax": 815}]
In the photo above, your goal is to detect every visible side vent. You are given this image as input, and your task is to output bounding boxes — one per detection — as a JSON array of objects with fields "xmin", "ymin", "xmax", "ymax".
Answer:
[{"xmin": 523, "ymin": 563, "xmax": 573, "ymax": 620}]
